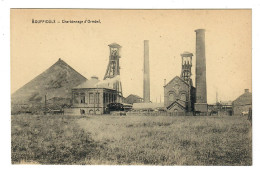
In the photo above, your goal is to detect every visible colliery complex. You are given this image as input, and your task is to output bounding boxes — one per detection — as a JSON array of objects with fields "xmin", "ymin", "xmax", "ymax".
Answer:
[{"xmin": 11, "ymin": 29, "xmax": 252, "ymax": 116}]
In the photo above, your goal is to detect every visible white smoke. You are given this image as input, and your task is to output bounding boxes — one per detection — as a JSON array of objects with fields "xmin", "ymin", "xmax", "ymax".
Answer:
[{"xmin": 94, "ymin": 75, "xmax": 121, "ymax": 89}]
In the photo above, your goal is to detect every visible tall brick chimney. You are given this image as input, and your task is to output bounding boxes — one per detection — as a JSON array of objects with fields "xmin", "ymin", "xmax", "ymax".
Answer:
[
  {"xmin": 194, "ymin": 29, "xmax": 208, "ymax": 114},
  {"xmin": 143, "ymin": 40, "xmax": 150, "ymax": 103}
]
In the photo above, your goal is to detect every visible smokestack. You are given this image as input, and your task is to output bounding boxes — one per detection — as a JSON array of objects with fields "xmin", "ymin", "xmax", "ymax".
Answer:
[
  {"xmin": 194, "ymin": 29, "xmax": 208, "ymax": 113},
  {"xmin": 143, "ymin": 40, "xmax": 150, "ymax": 103}
]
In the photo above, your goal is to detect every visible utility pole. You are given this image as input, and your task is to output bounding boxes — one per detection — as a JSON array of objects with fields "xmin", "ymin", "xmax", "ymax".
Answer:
[{"xmin": 216, "ymin": 88, "xmax": 219, "ymax": 104}]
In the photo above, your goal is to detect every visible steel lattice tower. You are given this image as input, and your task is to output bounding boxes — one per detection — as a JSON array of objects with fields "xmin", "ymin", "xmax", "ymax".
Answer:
[
  {"xmin": 180, "ymin": 51, "xmax": 193, "ymax": 85},
  {"xmin": 104, "ymin": 43, "xmax": 123, "ymax": 102}
]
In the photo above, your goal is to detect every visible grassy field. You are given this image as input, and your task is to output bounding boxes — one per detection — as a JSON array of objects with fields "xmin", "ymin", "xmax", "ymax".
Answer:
[
  {"xmin": 11, "ymin": 114, "xmax": 252, "ymax": 165},
  {"xmin": 11, "ymin": 115, "xmax": 98, "ymax": 164}
]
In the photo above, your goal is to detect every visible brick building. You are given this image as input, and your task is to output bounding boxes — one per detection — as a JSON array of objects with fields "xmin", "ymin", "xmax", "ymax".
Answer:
[{"xmin": 164, "ymin": 52, "xmax": 196, "ymax": 114}]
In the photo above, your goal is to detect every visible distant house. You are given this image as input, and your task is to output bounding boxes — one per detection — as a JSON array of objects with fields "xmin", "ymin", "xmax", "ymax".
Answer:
[
  {"xmin": 232, "ymin": 89, "xmax": 252, "ymax": 115},
  {"xmin": 125, "ymin": 94, "xmax": 143, "ymax": 104}
]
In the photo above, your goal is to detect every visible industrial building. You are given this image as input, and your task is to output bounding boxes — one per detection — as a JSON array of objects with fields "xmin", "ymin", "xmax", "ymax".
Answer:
[
  {"xmin": 65, "ymin": 76, "xmax": 118, "ymax": 115},
  {"xmin": 164, "ymin": 52, "xmax": 196, "ymax": 115},
  {"xmin": 67, "ymin": 29, "xmax": 209, "ymax": 115},
  {"xmin": 232, "ymin": 89, "xmax": 252, "ymax": 115},
  {"xmin": 125, "ymin": 94, "xmax": 143, "ymax": 104},
  {"xmin": 65, "ymin": 43, "xmax": 124, "ymax": 115},
  {"xmin": 164, "ymin": 29, "xmax": 208, "ymax": 115}
]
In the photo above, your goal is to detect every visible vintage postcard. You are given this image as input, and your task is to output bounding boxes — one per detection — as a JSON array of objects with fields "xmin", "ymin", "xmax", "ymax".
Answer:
[{"xmin": 11, "ymin": 9, "xmax": 252, "ymax": 165}]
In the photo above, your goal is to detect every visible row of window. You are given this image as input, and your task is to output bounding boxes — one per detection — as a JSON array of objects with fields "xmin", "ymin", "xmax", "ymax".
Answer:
[
  {"xmin": 73, "ymin": 92, "xmax": 117, "ymax": 104},
  {"xmin": 73, "ymin": 93, "xmax": 100, "ymax": 104},
  {"xmin": 169, "ymin": 93, "xmax": 186, "ymax": 102},
  {"xmin": 104, "ymin": 93, "xmax": 117, "ymax": 103}
]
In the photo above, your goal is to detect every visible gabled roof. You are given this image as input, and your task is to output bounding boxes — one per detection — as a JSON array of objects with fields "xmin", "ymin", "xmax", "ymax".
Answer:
[
  {"xmin": 164, "ymin": 76, "xmax": 189, "ymax": 88},
  {"xmin": 233, "ymin": 91, "xmax": 252, "ymax": 105},
  {"xmin": 167, "ymin": 100, "xmax": 186, "ymax": 110}
]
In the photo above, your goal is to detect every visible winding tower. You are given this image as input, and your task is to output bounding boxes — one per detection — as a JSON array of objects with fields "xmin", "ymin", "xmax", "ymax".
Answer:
[{"xmin": 104, "ymin": 43, "xmax": 123, "ymax": 102}]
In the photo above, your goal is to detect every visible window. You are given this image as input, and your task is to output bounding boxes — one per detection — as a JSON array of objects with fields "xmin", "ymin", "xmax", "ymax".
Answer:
[
  {"xmin": 113, "ymin": 94, "xmax": 116, "ymax": 103},
  {"xmin": 96, "ymin": 93, "xmax": 100, "ymax": 104},
  {"xmin": 106, "ymin": 93, "xmax": 109, "ymax": 103},
  {"xmin": 80, "ymin": 93, "xmax": 85, "ymax": 103},
  {"xmin": 73, "ymin": 93, "xmax": 79, "ymax": 104},
  {"xmin": 109, "ymin": 93, "xmax": 112, "ymax": 103},
  {"xmin": 180, "ymin": 93, "xmax": 186, "ymax": 101},
  {"xmin": 169, "ymin": 93, "xmax": 174, "ymax": 102},
  {"xmin": 89, "ymin": 93, "xmax": 94, "ymax": 104}
]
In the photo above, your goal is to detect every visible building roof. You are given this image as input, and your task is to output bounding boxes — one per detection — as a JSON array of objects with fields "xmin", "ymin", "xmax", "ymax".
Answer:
[
  {"xmin": 108, "ymin": 43, "xmax": 121, "ymax": 48},
  {"xmin": 167, "ymin": 101, "xmax": 186, "ymax": 110},
  {"xmin": 195, "ymin": 29, "xmax": 206, "ymax": 32},
  {"xmin": 132, "ymin": 103, "xmax": 164, "ymax": 110},
  {"xmin": 181, "ymin": 51, "xmax": 193, "ymax": 57},
  {"xmin": 164, "ymin": 76, "xmax": 189, "ymax": 88},
  {"xmin": 233, "ymin": 90, "xmax": 252, "ymax": 106}
]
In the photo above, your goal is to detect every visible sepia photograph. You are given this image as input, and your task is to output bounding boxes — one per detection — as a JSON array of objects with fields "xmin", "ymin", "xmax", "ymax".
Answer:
[{"xmin": 10, "ymin": 8, "xmax": 252, "ymax": 166}]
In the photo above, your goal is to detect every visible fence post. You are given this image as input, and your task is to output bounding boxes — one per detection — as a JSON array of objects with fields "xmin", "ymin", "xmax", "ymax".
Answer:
[{"xmin": 248, "ymin": 107, "xmax": 252, "ymax": 125}]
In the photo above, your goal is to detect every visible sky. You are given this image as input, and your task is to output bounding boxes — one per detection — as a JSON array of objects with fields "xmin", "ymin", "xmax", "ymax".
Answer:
[{"xmin": 11, "ymin": 9, "xmax": 251, "ymax": 104}]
